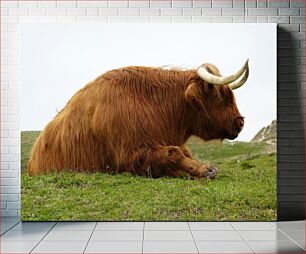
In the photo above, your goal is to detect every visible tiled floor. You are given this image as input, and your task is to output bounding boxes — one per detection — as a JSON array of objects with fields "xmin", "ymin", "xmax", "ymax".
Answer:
[{"xmin": 0, "ymin": 219, "xmax": 304, "ymax": 253}]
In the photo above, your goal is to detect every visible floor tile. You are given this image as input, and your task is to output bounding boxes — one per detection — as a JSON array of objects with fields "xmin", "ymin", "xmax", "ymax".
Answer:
[
  {"xmin": 32, "ymin": 241, "xmax": 87, "ymax": 253},
  {"xmin": 282, "ymin": 230, "xmax": 305, "ymax": 241},
  {"xmin": 144, "ymin": 230, "xmax": 193, "ymax": 241},
  {"xmin": 275, "ymin": 221, "xmax": 305, "ymax": 231},
  {"xmin": 1, "ymin": 221, "xmax": 20, "ymax": 228},
  {"xmin": 197, "ymin": 241, "xmax": 253, "ymax": 253},
  {"xmin": 0, "ymin": 241, "xmax": 37, "ymax": 253},
  {"xmin": 270, "ymin": 222, "xmax": 277, "ymax": 228},
  {"xmin": 231, "ymin": 222, "xmax": 275, "ymax": 231},
  {"xmin": 249, "ymin": 240, "xmax": 304, "ymax": 253},
  {"xmin": 1, "ymin": 230, "xmax": 47, "ymax": 242},
  {"xmin": 189, "ymin": 222, "xmax": 234, "ymax": 231},
  {"xmin": 11, "ymin": 222, "xmax": 55, "ymax": 231},
  {"xmin": 1, "ymin": 225, "xmax": 16, "ymax": 235},
  {"xmin": 52, "ymin": 222, "xmax": 96, "ymax": 231},
  {"xmin": 282, "ymin": 230, "xmax": 305, "ymax": 249},
  {"xmin": 42, "ymin": 230, "xmax": 92, "ymax": 242},
  {"xmin": 0, "ymin": 221, "xmax": 20, "ymax": 234},
  {"xmin": 239, "ymin": 230, "xmax": 291, "ymax": 241},
  {"xmin": 85, "ymin": 241, "xmax": 142, "ymax": 253},
  {"xmin": 1, "ymin": 229, "xmax": 8, "ymax": 235},
  {"xmin": 193, "ymin": 230, "xmax": 243, "ymax": 241},
  {"xmin": 143, "ymin": 241, "xmax": 198, "ymax": 253},
  {"xmin": 295, "ymin": 240, "xmax": 305, "ymax": 250},
  {"xmin": 90, "ymin": 230, "xmax": 143, "ymax": 241},
  {"xmin": 145, "ymin": 222, "xmax": 190, "ymax": 230},
  {"xmin": 95, "ymin": 222, "xmax": 144, "ymax": 231}
]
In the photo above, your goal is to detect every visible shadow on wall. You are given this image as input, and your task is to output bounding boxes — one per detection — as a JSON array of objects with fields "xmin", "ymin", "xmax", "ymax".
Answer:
[{"xmin": 277, "ymin": 27, "xmax": 305, "ymax": 221}]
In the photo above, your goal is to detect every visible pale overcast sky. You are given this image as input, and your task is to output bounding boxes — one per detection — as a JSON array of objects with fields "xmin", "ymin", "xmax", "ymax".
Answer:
[{"xmin": 21, "ymin": 23, "xmax": 276, "ymax": 141}]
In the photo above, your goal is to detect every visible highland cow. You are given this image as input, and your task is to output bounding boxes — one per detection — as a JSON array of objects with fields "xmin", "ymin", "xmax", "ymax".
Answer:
[{"xmin": 28, "ymin": 60, "xmax": 249, "ymax": 178}]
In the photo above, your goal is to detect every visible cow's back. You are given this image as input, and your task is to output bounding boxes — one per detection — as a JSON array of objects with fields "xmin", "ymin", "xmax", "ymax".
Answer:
[{"xmin": 28, "ymin": 67, "xmax": 192, "ymax": 175}]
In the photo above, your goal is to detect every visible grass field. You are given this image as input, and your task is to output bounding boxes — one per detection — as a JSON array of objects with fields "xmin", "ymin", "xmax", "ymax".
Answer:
[{"xmin": 21, "ymin": 131, "xmax": 276, "ymax": 221}]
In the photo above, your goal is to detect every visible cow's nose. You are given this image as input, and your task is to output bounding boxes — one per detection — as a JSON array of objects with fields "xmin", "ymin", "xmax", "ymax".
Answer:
[
  {"xmin": 238, "ymin": 118, "xmax": 244, "ymax": 129},
  {"xmin": 235, "ymin": 117, "xmax": 244, "ymax": 132}
]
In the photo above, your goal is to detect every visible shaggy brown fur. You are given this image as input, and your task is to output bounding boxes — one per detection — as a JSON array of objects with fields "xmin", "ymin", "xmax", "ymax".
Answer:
[{"xmin": 28, "ymin": 64, "xmax": 244, "ymax": 178}]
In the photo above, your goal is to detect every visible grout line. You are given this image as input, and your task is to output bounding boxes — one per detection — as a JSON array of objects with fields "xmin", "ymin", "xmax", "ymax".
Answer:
[
  {"xmin": 83, "ymin": 222, "xmax": 97, "ymax": 254},
  {"xmin": 229, "ymin": 221, "xmax": 237, "ymax": 231},
  {"xmin": 269, "ymin": 222, "xmax": 277, "ymax": 229},
  {"xmin": 276, "ymin": 227, "xmax": 305, "ymax": 251},
  {"xmin": 29, "ymin": 221, "xmax": 57, "ymax": 254},
  {"xmin": 229, "ymin": 222, "xmax": 256, "ymax": 254},
  {"xmin": 141, "ymin": 222, "xmax": 145, "ymax": 254},
  {"xmin": 0, "ymin": 220, "xmax": 20, "ymax": 236},
  {"xmin": 187, "ymin": 222, "xmax": 200, "ymax": 254}
]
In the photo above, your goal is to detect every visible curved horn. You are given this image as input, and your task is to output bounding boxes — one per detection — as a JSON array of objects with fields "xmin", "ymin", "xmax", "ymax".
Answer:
[
  {"xmin": 228, "ymin": 65, "xmax": 249, "ymax": 90},
  {"xmin": 197, "ymin": 59, "xmax": 249, "ymax": 86}
]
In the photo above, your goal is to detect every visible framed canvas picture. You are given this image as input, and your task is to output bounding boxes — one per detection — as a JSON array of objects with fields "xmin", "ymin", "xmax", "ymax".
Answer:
[{"xmin": 21, "ymin": 23, "xmax": 276, "ymax": 221}]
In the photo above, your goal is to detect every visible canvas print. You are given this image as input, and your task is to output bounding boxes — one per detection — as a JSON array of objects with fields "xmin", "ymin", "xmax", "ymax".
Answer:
[{"xmin": 21, "ymin": 24, "xmax": 276, "ymax": 221}]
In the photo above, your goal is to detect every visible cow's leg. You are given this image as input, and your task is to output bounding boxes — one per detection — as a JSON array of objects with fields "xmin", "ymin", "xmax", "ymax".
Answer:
[
  {"xmin": 139, "ymin": 146, "xmax": 217, "ymax": 179},
  {"xmin": 179, "ymin": 145, "xmax": 217, "ymax": 178},
  {"xmin": 180, "ymin": 145, "xmax": 193, "ymax": 158}
]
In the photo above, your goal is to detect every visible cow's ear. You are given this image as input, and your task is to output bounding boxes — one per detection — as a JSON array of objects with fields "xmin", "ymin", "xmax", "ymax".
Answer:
[{"xmin": 185, "ymin": 82, "xmax": 204, "ymax": 110}]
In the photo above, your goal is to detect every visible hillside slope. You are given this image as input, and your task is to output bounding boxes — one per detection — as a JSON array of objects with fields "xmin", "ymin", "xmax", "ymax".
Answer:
[{"xmin": 251, "ymin": 120, "xmax": 276, "ymax": 144}]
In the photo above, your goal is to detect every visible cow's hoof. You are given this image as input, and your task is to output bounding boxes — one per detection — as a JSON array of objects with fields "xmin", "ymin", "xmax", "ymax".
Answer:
[{"xmin": 207, "ymin": 166, "xmax": 218, "ymax": 179}]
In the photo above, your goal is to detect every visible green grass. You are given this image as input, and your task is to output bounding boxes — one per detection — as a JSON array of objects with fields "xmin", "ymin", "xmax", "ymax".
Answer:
[
  {"xmin": 21, "ymin": 131, "xmax": 276, "ymax": 221},
  {"xmin": 21, "ymin": 131, "xmax": 40, "ymax": 171}
]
